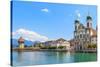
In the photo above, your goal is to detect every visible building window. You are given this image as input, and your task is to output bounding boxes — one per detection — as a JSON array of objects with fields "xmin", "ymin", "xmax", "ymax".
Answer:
[
  {"xmin": 75, "ymin": 26, "xmax": 77, "ymax": 30},
  {"xmin": 80, "ymin": 34, "xmax": 82, "ymax": 38},
  {"xmin": 83, "ymin": 34, "xmax": 85, "ymax": 38},
  {"xmin": 75, "ymin": 36, "xmax": 76, "ymax": 39},
  {"xmin": 77, "ymin": 36, "xmax": 79, "ymax": 39}
]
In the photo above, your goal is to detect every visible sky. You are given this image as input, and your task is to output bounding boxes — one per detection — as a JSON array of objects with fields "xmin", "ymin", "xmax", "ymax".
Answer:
[{"xmin": 11, "ymin": 0, "xmax": 97, "ymax": 42}]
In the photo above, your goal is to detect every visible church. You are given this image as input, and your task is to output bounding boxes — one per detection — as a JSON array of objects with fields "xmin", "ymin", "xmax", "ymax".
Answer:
[{"xmin": 74, "ymin": 14, "xmax": 97, "ymax": 51}]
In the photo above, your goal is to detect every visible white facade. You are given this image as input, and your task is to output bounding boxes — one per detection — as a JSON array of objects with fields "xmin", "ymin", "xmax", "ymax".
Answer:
[
  {"xmin": 91, "ymin": 36, "xmax": 97, "ymax": 44},
  {"xmin": 74, "ymin": 15, "xmax": 97, "ymax": 51},
  {"xmin": 46, "ymin": 40, "xmax": 70, "ymax": 50},
  {"xmin": 63, "ymin": 41, "xmax": 70, "ymax": 50}
]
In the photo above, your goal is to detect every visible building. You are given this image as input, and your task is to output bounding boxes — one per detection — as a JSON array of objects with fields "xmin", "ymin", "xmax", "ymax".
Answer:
[
  {"xmin": 18, "ymin": 37, "xmax": 25, "ymax": 48},
  {"xmin": 43, "ymin": 38, "xmax": 70, "ymax": 50},
  {"xmin": 56, "ymin": 38, "xmax": 70, "ymax": 49},
  {"xmin": 61, "ymin": 41, "xmax": 70, "ymax": 50},
  {"xmin": 74, "ymin": 15, "xmax": 97, "ymax": 51},
  {"xmin": 69, "ymin": 39, "xmax": 75, "ymax": 50},
  {"xmin": 91, "ymin": 35, "xmax": 97, "ymax": 45}
]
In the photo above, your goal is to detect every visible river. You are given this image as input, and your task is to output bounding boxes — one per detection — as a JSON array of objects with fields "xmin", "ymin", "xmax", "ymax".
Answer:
[{"xmin": 12, "ymin": 51, "xmax": 97, "ymax": 66}]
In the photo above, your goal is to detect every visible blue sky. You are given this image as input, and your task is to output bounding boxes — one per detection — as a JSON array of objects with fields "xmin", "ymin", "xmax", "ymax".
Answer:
[{"xmin": 12, "ymin": 1, "xmax": 97, "ymax": 41}]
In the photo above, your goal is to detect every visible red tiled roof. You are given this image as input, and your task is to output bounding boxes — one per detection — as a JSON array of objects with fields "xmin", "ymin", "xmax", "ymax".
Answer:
[{"xmin": 18, "ymin": 37, "xmax": 24, "ymax": 43}]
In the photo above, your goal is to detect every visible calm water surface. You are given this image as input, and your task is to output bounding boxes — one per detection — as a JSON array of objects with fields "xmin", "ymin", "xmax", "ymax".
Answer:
[{"xmin": 12, "ymin": 51, "xmax": 97, "ymax": 66}]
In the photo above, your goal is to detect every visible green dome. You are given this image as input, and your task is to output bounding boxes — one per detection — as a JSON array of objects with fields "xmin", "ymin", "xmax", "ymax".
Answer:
[
  {"xmin": 87, "ymin": 16, "xmax": 92, "ymax": 20},
  {"xmin": 75, "ymin": 20, "xmax": 80, "ymax": 23}
]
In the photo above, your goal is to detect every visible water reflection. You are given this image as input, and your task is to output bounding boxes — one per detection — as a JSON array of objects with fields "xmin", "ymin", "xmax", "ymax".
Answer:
[
  {"xmin": 17, "ymin": 51, "xmax": 23, "ymax": 62},
  {"xmin": 12, "ymin": 51, "xmax": 97, "ymax": 66},
  {"xmin": 73, "ymin": 52, "xmax": 97, "ymax": 62}
]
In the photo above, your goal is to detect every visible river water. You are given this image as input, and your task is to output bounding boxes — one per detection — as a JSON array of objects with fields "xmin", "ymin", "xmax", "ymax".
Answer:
[{"xmin": 12, "ymin": 51, "xmax": 97, "ymax": 66}]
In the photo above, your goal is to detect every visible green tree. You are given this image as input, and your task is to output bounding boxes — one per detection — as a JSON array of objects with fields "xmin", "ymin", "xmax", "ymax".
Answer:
[{"xmin": 58, "ymin": 46, "xmax": 66, "ymax": 49}]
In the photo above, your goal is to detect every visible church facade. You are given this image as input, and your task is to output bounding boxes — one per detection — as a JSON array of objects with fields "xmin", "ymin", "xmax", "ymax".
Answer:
[{"xmin": 74, "ymin": 15, "xmax": 97, "ymax": 51}]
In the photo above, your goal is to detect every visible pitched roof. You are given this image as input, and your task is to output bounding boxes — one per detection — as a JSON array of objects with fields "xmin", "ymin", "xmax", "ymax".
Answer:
[{"xmin": 18, "ymin": 37, "xmax": 24, "ymax": 43}]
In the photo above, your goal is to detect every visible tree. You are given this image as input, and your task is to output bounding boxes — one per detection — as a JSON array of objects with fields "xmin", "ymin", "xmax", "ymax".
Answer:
[
  {"xmin": 47, "ymin": 46, "xmax": 57, "ymax": 49},
  {"xmin": 58, "ymin": 46, "xmax": 66, "ymax": 49},
  {"xmin": 92, "ymin": 44, "xmax": 97, "ymax": 48},
  {"xmin": 87, "ymin": 44, "xmax": 97, "ymax": 49}
]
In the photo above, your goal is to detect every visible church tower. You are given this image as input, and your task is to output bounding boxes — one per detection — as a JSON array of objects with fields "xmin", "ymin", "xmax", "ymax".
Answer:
[
  {"xmin": 75, "ymin": 11, "xmax": 80, "ymax": 31},
  {"xmin": 75, "ymin": 20, "xmax": 80, "ymax": 31},
  {"xmin": 86, "ymin": 15, "xmax": 92, "ymax": 28},
  {"xmin": 18, "ymin": 37, "xmax": 25, "ymax": 49}
]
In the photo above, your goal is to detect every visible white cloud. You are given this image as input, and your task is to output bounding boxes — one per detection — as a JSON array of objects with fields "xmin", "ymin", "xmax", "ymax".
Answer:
[
  {"xmin": 41, "ymin": 8, "xmax": 49, "ymax": 13},
  {"xmin": 12, "ymin": 28, "xmax": 48, "ymax": 42},
  {"xmin": 75, "ymin": 10, "xmax": 81, "ymax": 19}
]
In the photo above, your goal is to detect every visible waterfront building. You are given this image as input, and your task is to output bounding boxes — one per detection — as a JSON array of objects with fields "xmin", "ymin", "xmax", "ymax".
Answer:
[
  {"xmin": 69, "ymin": 39, "xmax": 75, "ymax": 50},
  {"xmin": 18, "ymin": 37, "xmax": 25, "ymax": 48},
  {"xmin": 61, "ymin": 41, "xmax": 70, "ymax": 50},
  {"xmin": 74, "ymin": 15, "xmax": 97, "ymax": 51},
  {"xmin": 91, "ymin": 35, "xmax": 97, "ymax": 45},
  {"xmin": 43, "ymin": 38, "xmax": 70, "ymax": 50}
]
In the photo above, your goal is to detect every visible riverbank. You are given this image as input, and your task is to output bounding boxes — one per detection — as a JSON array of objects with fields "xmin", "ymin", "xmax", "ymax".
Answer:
[
  {"xmin": 12, "ymin": 47, "xmax": 69, "ymax": 52},
  {"xmin": 12, "ymin": 47, "xmax": 97, "ymax": 53}
]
